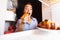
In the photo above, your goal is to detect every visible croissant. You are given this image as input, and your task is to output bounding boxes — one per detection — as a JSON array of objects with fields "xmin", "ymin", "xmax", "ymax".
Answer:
[{"xmin": 21, "ymin": 13, "xmax": 29, "ymax": 20}]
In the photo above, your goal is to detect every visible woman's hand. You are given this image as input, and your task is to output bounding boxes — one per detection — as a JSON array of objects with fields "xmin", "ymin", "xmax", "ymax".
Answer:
[{"xmin": 21, "ymin": 13, "xmax": 31, "ymax": 23}]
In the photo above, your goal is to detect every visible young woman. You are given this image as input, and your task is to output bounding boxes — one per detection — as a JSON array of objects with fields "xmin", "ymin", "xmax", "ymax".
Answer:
[{"xmin": 16, "ymin": 3, "xmax": 38, "ymax": 31}]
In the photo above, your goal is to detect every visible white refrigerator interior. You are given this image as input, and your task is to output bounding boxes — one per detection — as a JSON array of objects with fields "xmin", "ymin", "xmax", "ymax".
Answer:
[
  {"xmin": 0, "ymin": 29, "xmax": 60, "ymax": 40},
  {"xmin": 51, "ymin": 2, "xmax": 60, "ymax": 26},
  {"xmin": 0, "ymin": 0, "xmax": 7, "ymax": 35},
  {"xmin": 0, "ymin": 0, "xmax": 60, "ymax": 40}
]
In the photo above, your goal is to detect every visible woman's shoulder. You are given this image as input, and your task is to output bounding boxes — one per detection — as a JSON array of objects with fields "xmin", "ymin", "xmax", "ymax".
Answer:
[{"xmin": 32, "ymin": 17, "xmax": 37, "ymax": 21}]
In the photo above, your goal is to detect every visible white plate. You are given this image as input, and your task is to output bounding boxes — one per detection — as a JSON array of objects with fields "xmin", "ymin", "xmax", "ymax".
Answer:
[{"xmin": 37, "ymin": 27, "xmax": 60, "ymax": 32}]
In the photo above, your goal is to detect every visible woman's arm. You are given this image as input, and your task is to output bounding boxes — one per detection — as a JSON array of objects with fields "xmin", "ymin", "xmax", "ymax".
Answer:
[{"xmin": 16, "ymin": 19, "xmax": 24, "ymax": 32}]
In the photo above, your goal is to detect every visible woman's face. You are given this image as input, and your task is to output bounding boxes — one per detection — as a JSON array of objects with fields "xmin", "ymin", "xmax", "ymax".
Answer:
[{"xmin": 24, "ymin": 4, "xmax": 32, "ymax": 16}]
